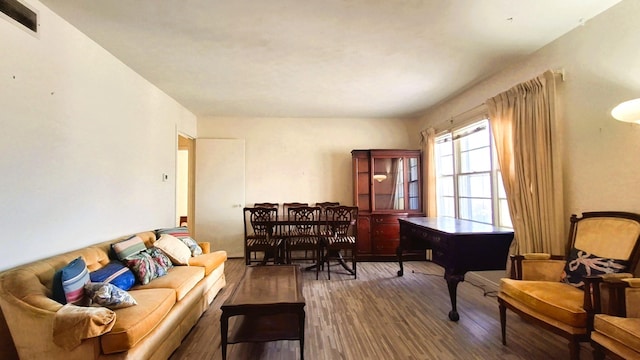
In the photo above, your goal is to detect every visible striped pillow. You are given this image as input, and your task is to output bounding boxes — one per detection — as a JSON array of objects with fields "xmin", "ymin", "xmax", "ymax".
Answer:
[
  {"xmin": 112, "ymin": 235, "xmax": 147, "ymax": 261},
  {"xmin": 156, "ymin": 226, "xmax": 191, "ymax": 239},
  {"xmin": 90, "ymin": 262, "xmax": 136, "ymax": 291},
  {"xmin": 156, "ymin": 227, "xmax": 202, "ymax": 256},
  {"xmin": 52, "ymin": 257, "xmax": 90, "ymax": 304}
]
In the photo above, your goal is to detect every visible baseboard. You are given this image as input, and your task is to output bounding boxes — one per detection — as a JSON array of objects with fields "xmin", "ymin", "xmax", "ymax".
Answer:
[{"xmin": 466, "ymin": 270, "xmax": 507, "ymax": 293}]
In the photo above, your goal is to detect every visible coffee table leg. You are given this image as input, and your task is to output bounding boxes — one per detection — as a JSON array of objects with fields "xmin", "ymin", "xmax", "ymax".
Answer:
[
  {"xmin": 220, "ymin": 313, "xmax": 229, "ymax": 360},
  {"xmin": 299, "ymin": 310, "xmax": 305, "ymax": 360}
]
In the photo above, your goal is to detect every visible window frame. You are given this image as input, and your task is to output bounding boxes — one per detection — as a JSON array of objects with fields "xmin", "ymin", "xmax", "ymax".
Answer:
[{"xmin": 434, "ymin": 117, "xmax": 511, "ymax": 228}]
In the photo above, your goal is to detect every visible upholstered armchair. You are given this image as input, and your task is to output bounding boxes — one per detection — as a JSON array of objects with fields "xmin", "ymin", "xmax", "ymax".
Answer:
[
  {"xmin": 591, "ymin": 277, "xmax": 640, "ymax": 359},
  {"xmin": 498, "ymin": 211, "xmax": 640, "ymax": 360}
]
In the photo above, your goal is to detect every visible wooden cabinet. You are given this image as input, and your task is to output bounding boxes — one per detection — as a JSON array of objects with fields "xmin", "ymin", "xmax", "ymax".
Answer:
[{"xmin": 352, "ymin": 149, "xmax": 425, "ymax": 261}]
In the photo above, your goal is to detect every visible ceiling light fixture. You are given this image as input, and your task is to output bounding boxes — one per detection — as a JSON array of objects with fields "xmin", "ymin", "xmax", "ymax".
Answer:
[
  {"xmin": 373, "ymin": 174, "xmax": 387, "ymax": 182},
  {"xmin": 611, "ymin": 98, "xmax": 640, "ymax": 124}
]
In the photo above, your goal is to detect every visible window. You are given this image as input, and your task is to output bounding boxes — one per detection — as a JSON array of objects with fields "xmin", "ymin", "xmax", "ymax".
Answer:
[{"xmin": 434, "ymin": 119, "xmax": 512, "ymax": 227}]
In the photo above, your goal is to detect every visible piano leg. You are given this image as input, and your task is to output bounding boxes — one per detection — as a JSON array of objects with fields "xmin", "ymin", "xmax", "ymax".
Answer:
[
  {"xmin": 396, "ymin": 246, "xmax": 404, "ymax": 276},
  {"xmin": 445, "ymin": 273, "xmax": 464, "ymax": 321}
]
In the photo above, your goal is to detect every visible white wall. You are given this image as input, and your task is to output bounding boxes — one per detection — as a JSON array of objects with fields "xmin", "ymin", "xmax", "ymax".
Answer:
[
  {"xmin": 0, "ymin": 1, "xmax": 197, "ymax": 271},
  {"xmin": 415, "ymin": 0, "xmax": 640, "ymax": 219},
  {"xmin": 197, "ymin": 117, "xmax": 419, "ymax": 207}
]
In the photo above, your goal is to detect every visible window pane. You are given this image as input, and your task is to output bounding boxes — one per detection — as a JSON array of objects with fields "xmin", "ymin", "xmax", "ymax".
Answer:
[
  {"xmin": 499, "ymin": 199, "xmax": 512, "ymax": 228},
  {"xmin": 458, "ymin": 173, "xmax": 490, "ymax": 197},
  {"xmin": 458, "ymin": 127, "xmax": 489, "ymax": 151},
  {"xmin": 459, "ymin": 197, "xmax": 492, "ymax": 224},
  {"xmin": 460, "ymin": 147, "xmax": 490, "ymax": 173},
  {"xmin": 439, "ymin": 196, "xmax": 455, "ymax": 217},
  {"xmin": 437, "ymin": 176, "xmax": 454, "ymax": 197}
]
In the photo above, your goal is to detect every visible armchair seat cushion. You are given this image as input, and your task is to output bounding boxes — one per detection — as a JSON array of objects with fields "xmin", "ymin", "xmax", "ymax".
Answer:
[
  {"xmin": 594, "ymin": 314, "xmax": 640, "ymax": 353},
  {"xmin": 500, "ymin": 278, "xmax": 586, "ymax": 327}
]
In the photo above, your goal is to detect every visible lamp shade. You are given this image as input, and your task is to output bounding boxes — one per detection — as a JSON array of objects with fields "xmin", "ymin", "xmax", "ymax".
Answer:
[{"xmin": 611, "ymin": 98, "xmax": 640, "ymax": 124}]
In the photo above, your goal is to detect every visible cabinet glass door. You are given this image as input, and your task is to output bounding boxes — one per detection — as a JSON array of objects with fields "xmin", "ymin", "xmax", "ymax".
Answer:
[
  {"xmin": 408, "ymin": 157, "xmax": 420, "ymax": 210},
  {"xmin": 373, "ymin": 157, "xmax": 405, "ymax": 210}
]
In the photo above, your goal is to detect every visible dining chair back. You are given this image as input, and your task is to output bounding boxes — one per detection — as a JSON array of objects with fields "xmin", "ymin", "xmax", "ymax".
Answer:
[
  {"xmin": 286, "ymin": 206, "xmax": 322, "ymax": 279},
  {"xmin": 243, "ymin": 207, "xmax": 281, "ymax": 265},
  {"xmin": 323, "ymin": 206, "xmax": 358, "ymax": 279}
]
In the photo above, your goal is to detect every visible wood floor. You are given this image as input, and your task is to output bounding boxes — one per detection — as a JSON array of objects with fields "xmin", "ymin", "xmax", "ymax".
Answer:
[{"xmin": 170, "ymin": 259, "xmax": 597, "ymax": 360}]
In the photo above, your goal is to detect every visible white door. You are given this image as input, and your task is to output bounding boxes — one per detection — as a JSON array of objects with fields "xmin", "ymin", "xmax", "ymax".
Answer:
[{"xmin": 195, "ymin": 139, "xmax": 245, "ymax": 257}]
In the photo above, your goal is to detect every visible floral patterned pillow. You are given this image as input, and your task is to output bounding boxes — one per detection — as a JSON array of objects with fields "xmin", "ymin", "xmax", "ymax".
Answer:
[
  {"xmin": 561, "ymin": 247, "xmax": 628, "ymax": 288},
  {"xmin": 147, "ymin": 247, "xmax": 173, "ymax": 277},
  {"xmin": 124, "ymin": 251, "xmax": 158, "ymax": 285}
]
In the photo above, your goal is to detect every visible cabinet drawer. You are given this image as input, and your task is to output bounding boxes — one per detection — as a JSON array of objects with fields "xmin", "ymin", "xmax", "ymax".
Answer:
[
  {"xmin": 374, "ymin": 239, "xmax": 399, "ymax": 254},
  {"xmin": 372, "ymin": 214, "xmax": 406, "ymax": 224},
  {"xmin": 372, "ymin": 223, "xmax": 399, "ymax": 241}
]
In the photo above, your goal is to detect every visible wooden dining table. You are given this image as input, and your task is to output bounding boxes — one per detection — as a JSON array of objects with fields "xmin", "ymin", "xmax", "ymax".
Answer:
[{"xmin": 252, "ymin": 216, "xmax": 356, "ymax": 275}]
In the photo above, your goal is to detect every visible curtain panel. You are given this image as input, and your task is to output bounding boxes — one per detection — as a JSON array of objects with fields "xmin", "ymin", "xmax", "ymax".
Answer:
[
  {"xmin": 420, "ymin": 128, "xmax": 437, "ymax": 217},
  {"xmin": 486, "ymin": 70, "xmax": 565, "ymax": 256}
]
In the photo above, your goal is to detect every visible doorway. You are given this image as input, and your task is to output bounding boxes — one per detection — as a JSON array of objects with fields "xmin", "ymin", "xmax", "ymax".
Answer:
[{"xmin": 177, "ymin": 134, "xmax": 195, "ymax": 231}]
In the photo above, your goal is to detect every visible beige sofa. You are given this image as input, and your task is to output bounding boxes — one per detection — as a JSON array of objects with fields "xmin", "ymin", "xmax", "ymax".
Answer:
[{"xmin": 0, "ymin": 231, "xmax": 227, "ymax": 360}]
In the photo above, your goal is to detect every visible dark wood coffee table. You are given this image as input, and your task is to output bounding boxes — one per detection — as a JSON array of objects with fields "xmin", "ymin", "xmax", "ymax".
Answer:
[{"xmin": 220, "ymin": 265, "xmax": 306, "ymax": 360}]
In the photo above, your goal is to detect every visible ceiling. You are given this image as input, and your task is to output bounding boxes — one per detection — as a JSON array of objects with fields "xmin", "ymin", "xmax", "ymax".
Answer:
[{"xmin": 39, "ymin": 0, "xmax": 621, "ymax": 119}]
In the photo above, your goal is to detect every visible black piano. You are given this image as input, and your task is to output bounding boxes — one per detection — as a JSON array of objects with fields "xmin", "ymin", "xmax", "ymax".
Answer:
[{"xmin": 397, "ymin": 217, "xmax": 514, "ymax": 321}]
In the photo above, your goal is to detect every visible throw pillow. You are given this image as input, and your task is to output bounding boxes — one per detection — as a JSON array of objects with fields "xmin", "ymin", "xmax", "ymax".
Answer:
[
  {"xmin": 156, "ymin": 226, "xmax": 190, "ymax": 239},
  {"xmin": 124, "ymin": 251, "xmax": 158, "ymax": 285},
  {"xmin": 84, "ymin": 282, "xmax": 137, "ymax": 309},
  {"xmin": 154, "ymin": 234, "xmax": 192, "ymax": 265},
  {"xmin": 52, "ymin": 257, "xmax": 91, "ymax": 305},
  {"xmin": 179, "ymin": 237, "xmax": 203, "ymax": 257},
  {"xmin": 147, "ymin": 247, "xmax": 173, "ymax": 277},
  {"xmin": 89, "ymin": 261, "xmax": 136, "ymax": 291},
  {"xmin": 561, "ymin": 247, "xmax": 629, "ymax": 288},
  {"xmin": 111, "ymin": 235, "xmax": 147, "ymax": 261}
]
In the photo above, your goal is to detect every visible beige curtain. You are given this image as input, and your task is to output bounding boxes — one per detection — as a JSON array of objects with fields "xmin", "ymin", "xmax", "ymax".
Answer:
[
  {"xmin": 420, "ymin": 128, "xmax": 437, "ymax": 217},
  {"xmin": 486, "ymin": 70, "xmax": 564, "ymax": 255}
]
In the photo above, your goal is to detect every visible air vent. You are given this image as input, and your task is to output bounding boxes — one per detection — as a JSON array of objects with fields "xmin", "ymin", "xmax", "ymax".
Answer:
[{"xmin": 0, "ymin": 0, "xmax": 37, "ymax": 33}]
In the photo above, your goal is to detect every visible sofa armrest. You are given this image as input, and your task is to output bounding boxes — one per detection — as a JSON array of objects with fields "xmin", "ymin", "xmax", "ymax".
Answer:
[
  {"xmin": 53, "ymin": 304, "xmax": 115, "ymax": 350},
  {"xmin": 198, "ymin": 242, "xmax": 210, "ymax": 254}
]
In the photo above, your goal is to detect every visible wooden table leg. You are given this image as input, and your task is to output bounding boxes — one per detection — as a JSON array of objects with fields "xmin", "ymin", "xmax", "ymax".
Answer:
[{"xmin": 220, "ymin": 313, "xmax": 229, "ymax": 360}]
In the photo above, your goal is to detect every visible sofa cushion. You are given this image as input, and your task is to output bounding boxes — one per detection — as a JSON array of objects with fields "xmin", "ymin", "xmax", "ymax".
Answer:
[
  {"xmin": 189, "ymin": 251, "xmax": 228, "ymax": 276},
  {"xmin": 132, "ymin": 266, "xmax": 204, "ymax": 301},
  {"xmin": 100, "ymin": 288, "xmax": 176, "ymax": 354},
  {"xmin": 84, "ymin": 282, "xmax": 137, "ymax": 309},
  {"xmin": 594, "ymin": 314, "xmax": 640, "ymax": 354},
  {"xmin": 111, "ymin": 235, "xmax": 147, "ymax": 261},
  {"xmin": 500, "ymin": 278, "xmax": 586, "ymax": 327},
  {"xmin": 89, "ymin": 261, "xmax": 136, "ymax": 291},
  {"xmin": 562, "ymin": 247, "xmax": 628, "ymax": 288},
  {"xmin": 52, "ymin": 257, "xmax": 91, "ymax": 305},
  {"xmin": 154, "ymin": 234, "xmax": 192, "ymax": 265}
]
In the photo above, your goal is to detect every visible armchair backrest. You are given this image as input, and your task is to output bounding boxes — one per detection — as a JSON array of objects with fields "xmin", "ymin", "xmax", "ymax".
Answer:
[{"xmin": 569, "ymin": 212, "xmax": 640, "ymax": 273}]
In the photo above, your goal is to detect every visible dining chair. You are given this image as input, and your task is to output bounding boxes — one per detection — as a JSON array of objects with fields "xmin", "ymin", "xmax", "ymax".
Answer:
[
  {"xmin": 243, "ymin": 207, "xmax": 281, "ymax": 265},
  {"xmin": 283, "ymin": 202, "xmax": 308, "ymax": 219},
  {"xmin": 285, "ymin": 206, "xmax": 322, "ymax": 279},
  {"xmin": 315, "ymin": 202, "xmax": 340, "ymax": 236},
  {"xmin": 315, "ymin": 202, "xmax": 340, "ymax": 210},
  {"xmin": 253, "ymin": 203, "xmax": 280, "ymax": 209},
  {"xmin": 322, "ymin": 206, "xmax": 358, "ymax": 279}
]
